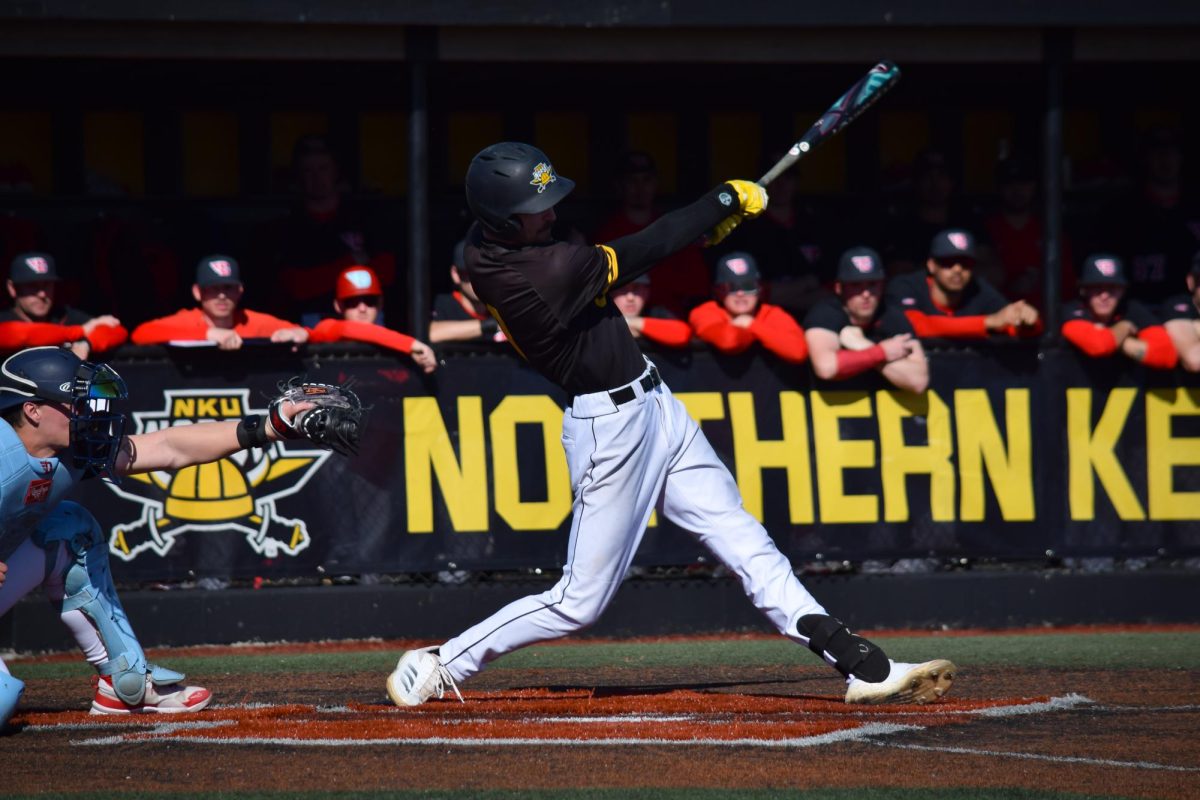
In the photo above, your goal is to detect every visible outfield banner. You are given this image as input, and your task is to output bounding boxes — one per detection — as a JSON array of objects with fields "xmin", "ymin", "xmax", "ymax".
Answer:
[{"xmin": 71, "ymin": 344, "xmax": 1200, "ymax": 582}]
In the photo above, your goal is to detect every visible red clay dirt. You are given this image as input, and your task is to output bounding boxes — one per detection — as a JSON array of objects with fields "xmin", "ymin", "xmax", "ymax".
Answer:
[{"xmin": 3, "ymin": 640, "xmax": 1198, "ymax": 799}]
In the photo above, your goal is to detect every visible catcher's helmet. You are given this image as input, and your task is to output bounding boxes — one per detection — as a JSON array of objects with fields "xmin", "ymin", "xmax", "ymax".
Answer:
[
  {"xmin": 0, "ymin": 346, "xmax": 128, "ymax": 481},
  {"xmin": 465, "ymin": 142, "xmax": 575, "ymax": 234}
]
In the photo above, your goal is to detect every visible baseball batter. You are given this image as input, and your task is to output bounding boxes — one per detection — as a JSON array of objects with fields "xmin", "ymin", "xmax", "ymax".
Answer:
[{"xmin": 388, "ymin": 143, "xmax": 956, "ymax": 707}]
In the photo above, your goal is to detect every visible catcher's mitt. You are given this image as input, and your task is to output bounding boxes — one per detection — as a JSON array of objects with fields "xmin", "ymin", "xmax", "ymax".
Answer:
[{"xmin": 268, "ymin": 377, "xmax": 365, "ymax": 456}]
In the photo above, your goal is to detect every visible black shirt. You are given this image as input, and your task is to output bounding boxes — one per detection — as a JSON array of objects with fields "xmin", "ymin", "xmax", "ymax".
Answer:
[
  {"xmin": 803, "ymin": 295, "xmax": 914, "ymax": 342},
  {"xmin": 0, "ymin": 305, "xmax": 92, "ymax": 325},
  {"xmin": 1160, "ymin": 293, "xmax": 1199, "ymax": 322},
  {"xmin": 886, "ymin": 271, "xmax": 1008, "ymax": 316},
  {"xmin": 463, "ymin": 224, "xmax": 645, "ymax": 396},
  {"xmin": 1062, "ymin": 297, "xmax": 1159, "ymax": 328}
]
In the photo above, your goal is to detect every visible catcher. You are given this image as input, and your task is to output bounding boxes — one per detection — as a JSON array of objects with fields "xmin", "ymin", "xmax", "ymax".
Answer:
[{"xmin": 0, "ymin": 347, "xmax": 362, "ymax": 723}]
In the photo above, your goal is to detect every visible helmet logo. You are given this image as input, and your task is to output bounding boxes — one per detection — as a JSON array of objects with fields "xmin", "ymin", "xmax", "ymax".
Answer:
[
  {"xmin": 1094, "ymin": 258, "xmax": 1117, "ymax": 277},
  {"xmin": 208, "ymin": 259, "xmax": 233, "ymax": 278},
  {"xmin": 59, "ymin": 381, "xmax": 72, "ymax": 392},
  {"xmin": 26, "ymin": 257, "xmax": 50, "ymax": 274},
  {"xmin": 851, "ymin": 255, "xmax": 875, "ymax": 273},
  {"xmin": 726, "ymin": 257, "xmax": 750, "ymax": 276},
  {"xmin": 529, "ymin": 162, "xmax": 557, "ymax": 194},
  {"xmin": 344, "ymin": 269, "xmax": 374, "ymax": 290},
  {"xmin": 947, "ymin": 232, "xmax": 969, "ymax": 250}
]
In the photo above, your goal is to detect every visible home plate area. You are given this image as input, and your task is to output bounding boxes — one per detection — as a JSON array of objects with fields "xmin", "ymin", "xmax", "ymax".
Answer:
[{"xmin": 18, "ymin": 690, "xmax": 1089, "ymax": 748}]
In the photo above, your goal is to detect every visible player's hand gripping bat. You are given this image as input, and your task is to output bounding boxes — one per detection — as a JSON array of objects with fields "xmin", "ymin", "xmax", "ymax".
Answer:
[{"xmin": 757, "ymin": 60, "xmax": 902, "ymax": 187}]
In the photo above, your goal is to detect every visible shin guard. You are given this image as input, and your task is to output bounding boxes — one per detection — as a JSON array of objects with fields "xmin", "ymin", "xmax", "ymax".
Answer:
[
  {"xmin": 33, "ymin": 502, "xmax": 154, "ymax": 705},
  {"xmin": 797, "ymin": 614, "xmax": 890, "ymax": 682}
]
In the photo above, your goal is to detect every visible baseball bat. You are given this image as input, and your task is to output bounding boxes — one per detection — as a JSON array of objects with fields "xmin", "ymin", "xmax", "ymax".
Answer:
[{"xmin": 758, "ymin": 61, "xmax": 902, "ymax": 187}]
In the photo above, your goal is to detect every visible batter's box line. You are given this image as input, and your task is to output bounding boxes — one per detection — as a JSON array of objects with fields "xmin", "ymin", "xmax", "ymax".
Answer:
[
  {"xmin": 75, "ymin": 722, "xmax": 924, "ymax": 749},
  {"xmin": 867, "ymin": 740, "xmax": 1200, "ymax": 773}
]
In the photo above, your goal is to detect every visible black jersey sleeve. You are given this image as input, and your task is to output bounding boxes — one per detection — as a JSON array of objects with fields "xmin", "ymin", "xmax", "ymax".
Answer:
[
  {"xmin": 432, "ymin": 293, "xmax": 469, "ymax": 322},
  {"xmin": 802, "ymin": 297, "xmax": 850, "ymax": 332},
  {"xmin": 605, "ymin": 184, "xmax": 739, "ymax": 286},
  {"xmin": 876, "ymin": 305, "xmax": 916, "ymax": 338},
  {"xmin": 960, "ymin": 276, "xmax": 1010, "ymax": 315},
  {"xmin": 1125, "ymin": 299, "xmax": 1161, "ymax": 329}
]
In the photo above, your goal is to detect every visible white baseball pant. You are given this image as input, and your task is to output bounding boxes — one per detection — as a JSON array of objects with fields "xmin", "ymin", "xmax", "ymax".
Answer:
[{"xmin": 439, "ymin": 363, "xmax": 828, "ymax": 683}]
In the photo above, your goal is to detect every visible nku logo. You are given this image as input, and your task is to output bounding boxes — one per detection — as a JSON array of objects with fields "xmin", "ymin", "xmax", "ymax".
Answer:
[{"xmin": 104, "ymin": 388, "xmax": 331, "ymax": 561}]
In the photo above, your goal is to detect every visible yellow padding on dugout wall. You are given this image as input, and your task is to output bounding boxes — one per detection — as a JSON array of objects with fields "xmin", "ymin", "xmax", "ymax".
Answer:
[
  {"xmin": 360, "ymin": 111, "xmax": 407, "ymax": 196},
  {"xmin": 183, "ymin": 110, "xmax": 240, "ymax": 197},
  {"xmin": 536, "ymin": 112, "xmax": 589, "ymax": 195},
  {"xmin": 0, "ymin": 111, "xmax": 52, "ymax": 195},
  {"xmin": 84, "ymin": 111, "xmax": 145, "ymax": 196},
  {"xmin": 627, "ymin": 112, "xmax": 677, "ymax": 195},
  {"xmin": 448, "ymin": 113, "xmax": 504, "ymax": 186}
]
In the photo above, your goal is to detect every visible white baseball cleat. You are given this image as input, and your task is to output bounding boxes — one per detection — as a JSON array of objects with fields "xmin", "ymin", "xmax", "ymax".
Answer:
[
  {"xmin": 387, "ymin": 646, "xmax": 463, "ymax": 707},
  {"xmin": 844, "ymin": 659, "xmax": 957, "ymax": 705}
]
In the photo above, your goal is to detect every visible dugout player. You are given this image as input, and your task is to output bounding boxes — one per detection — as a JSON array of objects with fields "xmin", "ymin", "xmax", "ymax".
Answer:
[
  {"xmin": 612, "ymin": 274, "xmax": 692, "ymax": 349},
  {"xmin": 1061, "ymin": 254, "xmax": 1177, "ymax": 369},
  {"xmin": 688, "ymin": 252, "xmax": 808, "ymax": 363},
  {"xmin": 429, "ymin": 240, "xmax": 507, "ymax": 344},
  {"xmin": 804, "ymin": 247, "xmax": 929, "ymax": 393},
  {"xmin": 306, "ymin": 265, "xmax": 437, "ymax": 372},
  {"xmin": 0, "ymin": 253, "xmax": 127, "ymax": 358},
  {"xmin": 0, "ymin": 346, "xmax": 314, "ymax": 723},
  {"xmin": 131, "ymin": 256, "xmax": 309, "ymax": 349},
  {"xmin": 887, "ymin": 229, "xmax": 1042, "ymax": 341},
  {"xmin": 1160, "ymin": 251, "xmax": 1200, "ymax": 372},
  {"xmin": 387, "ymin": 142, "xmax": 956, "ymax": 708}
]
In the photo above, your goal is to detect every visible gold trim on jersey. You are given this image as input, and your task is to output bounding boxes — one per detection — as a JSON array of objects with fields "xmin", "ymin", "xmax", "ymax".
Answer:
[
  {"xmin": 596, "ymin": 244, "xmax": 619, "ymax": 307},
  {"xmin": 485, "ymin": 304, "xmax": 527, "ymax": 360}
]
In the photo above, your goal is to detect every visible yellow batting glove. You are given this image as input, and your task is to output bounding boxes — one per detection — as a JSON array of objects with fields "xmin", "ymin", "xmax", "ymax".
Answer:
[
  {"xmin": 703, "ymin": 213, "xmax": 743, "ymax": 247},
  {"xmin": 725, "ymin": 179, "xmax": 768, "ymax": 219}
]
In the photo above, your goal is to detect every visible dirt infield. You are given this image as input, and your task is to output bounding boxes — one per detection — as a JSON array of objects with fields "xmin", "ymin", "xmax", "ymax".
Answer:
[{"xmin": 5, "ymin": 641, "xmax": 1199, "ymax": 799}]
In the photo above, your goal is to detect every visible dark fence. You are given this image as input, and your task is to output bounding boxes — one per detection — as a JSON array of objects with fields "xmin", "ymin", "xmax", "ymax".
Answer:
[{"xmin": 75, "ymin": 342, "xmax": 1200, "ymax": 583}]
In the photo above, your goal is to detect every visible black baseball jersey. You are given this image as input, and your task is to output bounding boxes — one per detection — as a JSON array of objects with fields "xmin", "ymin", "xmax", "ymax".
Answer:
[
  {"xmin": 1161, "ymin": 293, "xmax": 1199, "ymax": 322},
  {"xmin": 463, "ymin": 224, "xmax": 643, "ymax": 397},
  {"xmin": 803, "ymin": 296, "xmax": 914, "ymax": 342},
  {"xmin": 885, "ymin": 271, "xmax": 1008, "ymax": 316},
  {"xmin": 1062, "ymin": 297, "xmax": 1160, "ymax": 328},
  {"xmin": 0, "ymin": 306, "xmax": 92, "ymax": 325}
]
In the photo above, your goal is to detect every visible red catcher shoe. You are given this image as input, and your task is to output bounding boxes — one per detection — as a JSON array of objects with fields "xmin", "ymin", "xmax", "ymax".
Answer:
[{"xmin": 90, "ymin": 675, "xmax": 213, "ymax": 715}]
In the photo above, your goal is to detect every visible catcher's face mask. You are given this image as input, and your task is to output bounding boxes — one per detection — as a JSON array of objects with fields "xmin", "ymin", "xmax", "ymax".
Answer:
[{"xmin": 68, "ymin": 361, "xmax": 128, "ymax": 482}]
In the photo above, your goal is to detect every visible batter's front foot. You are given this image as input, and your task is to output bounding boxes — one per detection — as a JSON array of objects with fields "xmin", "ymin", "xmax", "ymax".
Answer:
[
  {"xmin": 387, "ymin": 646, "xmax": 463, "ymax": 707},
  {"xmin": 844, "ymin": 659, "xmax": 956, "ymax": 705}
]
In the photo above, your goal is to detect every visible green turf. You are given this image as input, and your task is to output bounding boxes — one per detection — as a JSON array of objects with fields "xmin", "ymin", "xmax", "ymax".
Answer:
[
  {"xmin": 2, "ymin": 791, "xmax": 1151, "ymax": 800},
  {"xmin": 9, "ymin": 630, "xmax": 1200, "ymax": 680}
]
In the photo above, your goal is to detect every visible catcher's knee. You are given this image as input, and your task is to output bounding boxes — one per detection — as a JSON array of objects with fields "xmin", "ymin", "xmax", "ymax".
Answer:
[
  {"xmin": 0, "ymin": 673, "xmax": 24, "ymax": 726},
  {"xmin": 796, "ymin": 614, "xmax": 890, "ymax": 682},
  {"xmin": 33, "ymin": 503, "xmax": 154, "ymax": 705}
]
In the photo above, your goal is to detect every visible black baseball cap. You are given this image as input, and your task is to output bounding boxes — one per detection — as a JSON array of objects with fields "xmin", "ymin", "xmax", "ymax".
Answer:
[
  {"xmin": 195, "ymin": 255, "xmax": 242, "ymax": 288},
  {"xmin": 9, "ymin": 252, "xmax": 60, "ymax": 284},
  {"xmin": 715, "ymin": 252, "xmax": 761, "ymax": 291},
  {"xmin": 929, "ymin": 229, "xmax": 977, "ymax": 260},
  {"xmin": 836, "ymin": 247, "xmax": 885, "ymax": 282},
  {"xmin": 1078, "ymin": 254, "xmax": 1127, "ymax": 287}
]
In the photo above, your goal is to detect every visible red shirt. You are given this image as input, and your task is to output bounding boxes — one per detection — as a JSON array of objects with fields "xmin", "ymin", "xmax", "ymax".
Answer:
[
  {"xmin": 131, "ymin": 308, "xmax": 300, "ymax": 344},
  {"xmin": 688, "ymin": 300, "xmax": 808, "ymax": 363},
  {"xmin": 307, "ymin": 318, "xmax": 417, "ymax": 355}
]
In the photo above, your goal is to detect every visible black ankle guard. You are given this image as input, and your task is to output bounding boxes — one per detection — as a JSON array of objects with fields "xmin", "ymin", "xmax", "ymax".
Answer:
[{"xmin": 797, "ymin": 614, "xmax": 890, "ymax": 682}]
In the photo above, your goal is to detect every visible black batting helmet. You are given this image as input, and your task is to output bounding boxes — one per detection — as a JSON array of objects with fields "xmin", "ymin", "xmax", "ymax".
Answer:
[
  {"xmin": 0, "ymin": 346, "xmax": 128, "ymax": 481},
  {"xmin": 465, "ymin": 142, "xmax": 575, "ymax": 234}
]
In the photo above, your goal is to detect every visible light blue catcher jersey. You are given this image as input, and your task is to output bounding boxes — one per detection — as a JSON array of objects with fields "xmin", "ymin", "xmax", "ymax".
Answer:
[{"xmin": 0, "ymin": 418, "xmax": 85, "ymax": 560}]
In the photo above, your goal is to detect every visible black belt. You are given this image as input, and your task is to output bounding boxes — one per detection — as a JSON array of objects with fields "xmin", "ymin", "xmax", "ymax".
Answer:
[{"xmin": 608, "ymin": 367, "xmax": 661, "ymax": 406}]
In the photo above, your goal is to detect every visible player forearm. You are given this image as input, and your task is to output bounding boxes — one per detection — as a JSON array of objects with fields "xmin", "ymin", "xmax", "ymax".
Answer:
[
  {"xmin": 1062, "ymin": 320, "xmax": 1118, "ymax": 357},
  {"xmin": 607, "ymin": 185, "xmax": 737, "ymax": 284},
  {"xmin": 120, "ymin": 422, "xmax": 244, "ymax": 474},
  {"xmin": 429, "ymin": 319, "xmax": 490, "ymax": 343},
  {"xmin": 1164, "ymin": 319, "xmax": 1200, "ymax": 372},
  {"xmin": 905, "ymin": 311, "xmax": 989, "ymax": 339},
  {"xmin": 880, "ymin": 349, "xmax": 929, "ymax": 393}
]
